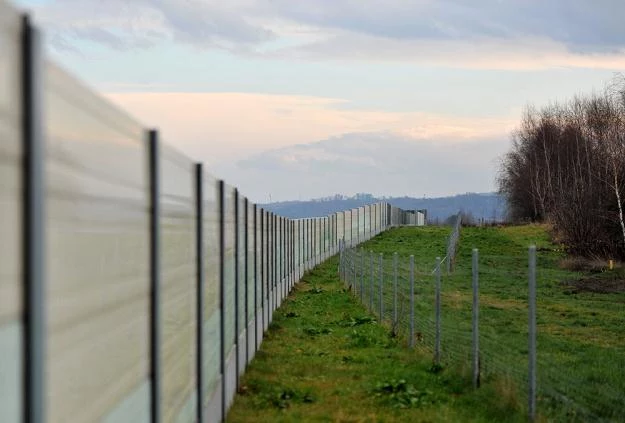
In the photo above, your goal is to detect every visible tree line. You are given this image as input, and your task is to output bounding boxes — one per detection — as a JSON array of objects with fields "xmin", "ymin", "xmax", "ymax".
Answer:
[{"xmin": 498, "ymin": 77, "xmax": 625, "ymax": 258}]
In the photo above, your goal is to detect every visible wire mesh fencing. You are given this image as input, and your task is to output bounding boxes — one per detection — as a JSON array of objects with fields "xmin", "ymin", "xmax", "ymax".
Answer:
[{"xmin": 338, "ymin": 243, "xmax": 625, "ymax": 422}]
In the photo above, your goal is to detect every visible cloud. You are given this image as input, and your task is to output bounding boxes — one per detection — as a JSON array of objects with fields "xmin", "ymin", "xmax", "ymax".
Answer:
[
  {"xmin": 216, "ymin": 131, "xmax": 510, "ymax": 202},
  {"xmin": 264, "ymin": 31, "xmax": 625, "ymax": 70},
  {"xmin": 262, "ymin": 0, "xmax": 625, "ymax": 52},
  {"xmin": 23, "ymin": 0, "xmax": 274, "ymax": 52},
  {"xmin": 20, "ymin": 0, "xmax": 625, "ymax": 68},
  {"xmin": 104, "ymin": 91, "xmax": 516, "ymax": 166}
]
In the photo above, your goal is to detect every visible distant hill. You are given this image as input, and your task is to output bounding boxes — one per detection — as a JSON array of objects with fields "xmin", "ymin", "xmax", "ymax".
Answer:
[{"xmin": 262, "ymin": 192, "xmax": 507, "ymax": 223}]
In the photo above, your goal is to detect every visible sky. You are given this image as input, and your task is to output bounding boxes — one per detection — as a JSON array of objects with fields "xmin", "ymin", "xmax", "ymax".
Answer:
[{"xmin": 14, "ymin": 0, "xmax": 625, "ymax": 203}]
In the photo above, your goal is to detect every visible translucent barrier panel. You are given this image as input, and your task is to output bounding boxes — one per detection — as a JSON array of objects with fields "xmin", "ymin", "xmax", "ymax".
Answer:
[
  {"xmin": 310, "ymin": 218, "xmax": 314, "ymax": 260},
  {"xmin": 237, "ymin": 196, "xmax": 246, "ymax": 336},
  {"xmin": 303, "ymin": 220, "xmax": 308, "ymax": 263},
  {"xmin": 261, "ymin": 211, "xmax": 268, "ymax": 301},
  {"xmin": 282, "ymin": 218, "xmax": 286, "ymax": 279},
  {"xmin": 359, "ymin": 206, "xmax": 365, "ymax": 240},
  {"xmin": 304, "ymin": 219, "xmax": 309, "ymax": 264},
  {"xmin": 0, "ymin": 4, "xmax": 23, "ymax": 422},
  {"xmin": 274, "ymin": 216, "xmax": 279, "ymax": 283},
  {"xmin": 351, "ymin": 209, "xmax": 359, "ymax": 244},
  {"xmin": 247, "ymin": 202, "xmax": 255, "ymax": 322},
  {"xmin": 336, "ymin": 213, "xmax": 344, "ymax": 243},
  {"xmin": 370, "ymin": 204, "xmax": 375, "ymax": 234},
  {"xmin": 159, "ymin": 145, "xmax": 197, "ymax": 423},
  {"xmin": 273, "ymin": 218, "xmax": 276, "ymax": 283},
  {"xmin": 266, "ymin": 214, "xmax": 271, "ymax": 290},
  {"xmin": 276, "ymin": 217, "xmax": 281, "ymax": 282},
  {"xmin": 254, "ymin": 208, "xmax": 261, "ymax": 313},
  {"xmin": 363, "ymin": 205, "xmax": 369, "ymax": 238},
  {"xmin": 294, "ymin": 221, "xmax": 299, "ymax": 270},
  {"xmin": 344, "ymin": 212, "xmax": 352, "ymax": 246},
  {"xmin": 224, "ymin": 186, "xmax": 236, "ymax": 358},
  {"xmin": 203, "ymin": 175, "xmax": 220, "ymax": 402},
  {"xmin": 319, "ymin": 217, "xmax": 327, "ymax": 254},
  {"xmin": 295, "ymin": 221, "xmax": 300, "ymax": 271},
  {"xmin": 315, "ymin": 218, "xmax": 321, "ymax": 259},
  {"xmin": 45, "ymin": 62, "xmax": 150, "ymax": 422}
]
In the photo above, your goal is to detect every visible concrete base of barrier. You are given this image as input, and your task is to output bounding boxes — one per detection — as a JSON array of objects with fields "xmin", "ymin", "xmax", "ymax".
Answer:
[
  {"xmin": 204, "ymin": 378, "xmax": 223, "ymax": 423},
  {"xmin": 224, "ymin": 350, "xmax": 237, "ymax": 409},
  {"xmin": 237, "ymin": 330, "xmax": 246, "ymax": 379},
  {"xmin": 277, "ymin": 280, "xmax": 284, "ymax": 307},
  {"xmin": 247, "ymin": 320, "xmax": 255, "ymax": 364},
  {"xmin": 256, "ymin": 309, "xmax": 264, "ymax": 347}
]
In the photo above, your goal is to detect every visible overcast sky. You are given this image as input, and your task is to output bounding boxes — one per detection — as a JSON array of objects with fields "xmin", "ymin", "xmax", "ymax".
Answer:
[{"xmin": 15, "ymin": 0, "xmax": 625, "ymax": 202}]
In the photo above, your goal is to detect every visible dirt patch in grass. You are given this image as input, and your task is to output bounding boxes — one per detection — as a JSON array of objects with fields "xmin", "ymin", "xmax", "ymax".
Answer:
[{"xmin": 562, "ymin": 277, "xmax": 625, "ymax": 294}]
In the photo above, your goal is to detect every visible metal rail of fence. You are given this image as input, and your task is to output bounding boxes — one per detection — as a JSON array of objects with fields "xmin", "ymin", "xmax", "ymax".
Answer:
[{"xmin": 338, "ymin": 242, "xmax": 625, "ymax": 422}]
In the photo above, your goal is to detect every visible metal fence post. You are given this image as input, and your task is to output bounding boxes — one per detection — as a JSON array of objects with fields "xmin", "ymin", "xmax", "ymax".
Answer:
[
  {"xmin": 409, "ymin": 255, "xmax": 415, "ymax": 348},
  {"xmin": 148, "ymin": 130, "xmax": 162, "ymax": 423},
  {"xmin": 393, "ymin": 253, "xmax": 398, "ymax": 331},
  {"xmin": 338, "ymin": 239, "xmax": 343, "ymax": 282},
  {"xmin": 369, "ymin": 251, "xmax": 374, "ymax": 312},
  {"xmin": 22, "ymin": 15, "xmax": 46, "ymax": 423},
  {"xmin": 234, "ymin": 189, "xmax": 240, "ymax": 389},
  {"xmin": 435, "ymin": 256, "xmax": 442, "ymax": 365},
  {"xmin": 529, "ymin": 245, "xmax": 537, "ymax": 421},
  {"xmin": 194, "ymin": 164, "xmax": 205, "ymax": 423},
  {"xmin": 472, "ymin": 248, "xmax": 480, "ymax": 389},
  {"xmin": 379, "ymin": 253, "xmax": 384, "ymax": 322},
  {"xmin": 360, "ymin": 248, "xmax": 365, "ymax": 303},
  {"xmin": 217, "ymin": 180, "xmax": 226, "ymax": 421},
  {"xmin": 254, "ymin": 205, "xmax": 258, "ymax": 352},
  {"xmin": 244, "ymin": 198, "xmax": 249, "ymax": 367}
]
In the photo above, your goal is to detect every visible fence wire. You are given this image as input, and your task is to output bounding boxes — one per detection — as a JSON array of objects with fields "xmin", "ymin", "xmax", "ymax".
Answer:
[{"xmin": 339, "ymin": 245, "xmax": 625, "ymax": 422}]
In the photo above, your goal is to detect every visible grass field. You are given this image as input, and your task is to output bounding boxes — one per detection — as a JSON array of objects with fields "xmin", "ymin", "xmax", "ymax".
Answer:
[{"xmin": 227, "ymin": 225, "xmax": 625, "ymax": 422}]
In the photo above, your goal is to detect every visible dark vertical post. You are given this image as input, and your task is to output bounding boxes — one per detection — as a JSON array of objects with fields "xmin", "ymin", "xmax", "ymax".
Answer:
[
  {"xmin": 529, "ymin": 246, "xmax": 537, "ymax": 421},
  {"xmin": 379, "ymin": 253, "xmax": 384, "ymax": 322},
  {"xmin": 370, "ymin": 206, "xmax": 372, "ymax": 240},
  {"xmin": 410, "ymin": 255, "xmax": 415, "ymax": 348},
  {"xmin": 260, "ymin": 210, "xmax": 265, "ymax": 332},
  {"xmin": 244, "ymin": 198, "xmax": 249, "ymax": 366},
  {"xmin": 218, "ymin": 180, "xmax": 226, "ymax": 419},
  {"xmin": 233, "ymin": 189, "xmax": 240, "ymax": 388},
  {"xmin": 194, "ymin": 164, "xmax": 204, "ymax": 423},
  {"xmin": 393, "ymin": 253, "xmax": 398, "ymax": 330},
  {"xmin": 369, "ymin": 251, "xmax": 374, "ymax": 311},
  {"xmin": 148, "ymin": 130, "xmax": 162, "ymax": 423},
  {"xmin": 472, "ymin": 248, "xmax": 480, "ymax": 389},
  {"xmin": 267, "ymin": 213, "xmax": 271, "ymax": 315},
  {"xmin": 360, "ymin": 249, "xmax": 365, "ymax": 303},
  {"xmin": 435, "ymin": 256, "xmax": 442, "ymax": 364},
  {"xmin": 22, "ymin": 15, "xmax": 45, "ymax": 423}
]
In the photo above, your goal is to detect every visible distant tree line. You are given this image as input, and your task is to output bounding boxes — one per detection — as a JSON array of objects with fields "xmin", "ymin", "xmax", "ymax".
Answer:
[{"xmin": 498, "ymin": 76, "xmax": 625, "ymax": 258}]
